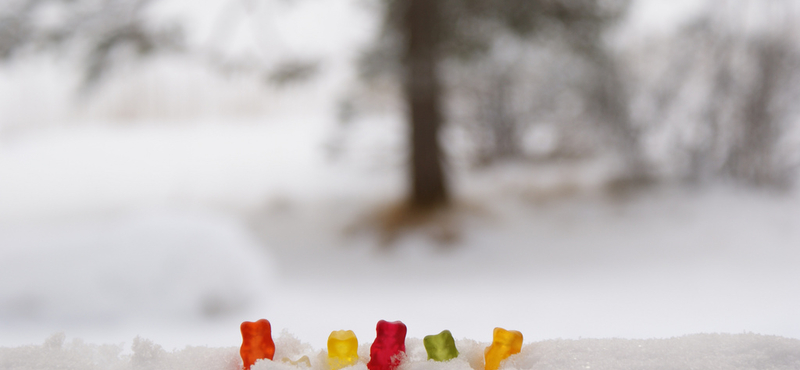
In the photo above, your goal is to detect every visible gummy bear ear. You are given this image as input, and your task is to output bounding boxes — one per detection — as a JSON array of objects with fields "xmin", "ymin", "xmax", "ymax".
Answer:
[
  {"xmin": 376, "ymin": 320, "xmax": 389, "ymax": 335},
  {"xmin": 240, "ymin": 321, "xmax": 252, "ymax": 334},
  {"xmin": 256, "ymin": 319, "xmax": 271, "ymax": 331}
]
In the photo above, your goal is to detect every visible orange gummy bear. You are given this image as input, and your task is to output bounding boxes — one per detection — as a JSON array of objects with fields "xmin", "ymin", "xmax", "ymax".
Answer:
[
  {"xmin": 484, "ymin": 327, "xmax": 523, "ymax": 370},
  {"xmin": 240, "ymin": 319, "xmax": 276, "ymax": 369}
]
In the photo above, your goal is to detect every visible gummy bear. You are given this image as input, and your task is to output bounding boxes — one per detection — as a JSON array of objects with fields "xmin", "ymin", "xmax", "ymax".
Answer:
[
  {"xmin": 328, "ymin": 330, "xmax": 359, "ymax": 370},
  {"xmin": 282, "ymin": 356, "xmax": 311, "ymax": 367},
  {"xmin": 424, "ymin": 330, "xmax": 459, "ymax": 362},
  {"xmin": 484, "ymin": 327, "xmax": 523, "ymax": 370},
  {"xmin": 240, "ymin": 319, "xmax": 275, "ymax": 370},
  {"xmin": 367, "ymin": 320, "xmax": 407, "ymax": 370}
]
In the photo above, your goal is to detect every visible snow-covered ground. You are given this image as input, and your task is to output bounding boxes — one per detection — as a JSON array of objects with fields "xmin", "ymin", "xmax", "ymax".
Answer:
[
  {"xmin": 2, "ymin": 0, "xmax": 800, "ymax": 368},
  {"xmin": 2, "ymin": 110, "xmax": 800, "ymax": 353},
  {"xmin": 3, "ymin": 331, "xmax": 800, "ymax": 370}
]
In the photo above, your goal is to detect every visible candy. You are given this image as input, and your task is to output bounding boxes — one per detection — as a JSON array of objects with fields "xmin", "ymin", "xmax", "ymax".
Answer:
[
  {"xmin": 328, "ymin": 330, "xmax": 359, "ymax": 370},
  {"xmin": 367, "ymin": 320, "xmax": 407, "ymax": 370},
  {"xmin": 282, "ymin": 356, "xmax": 311, "ymax": 367},
  {"xmin": 424, "ymin": 330, "xmax": 459, "ymax": 361},
  {"xmin": 240, "ymin": 319, "xmax": 275, "ymax": 370},
  {"xmin": 484, "ymin": 328, "xmax": 523, "ymax": 370}
]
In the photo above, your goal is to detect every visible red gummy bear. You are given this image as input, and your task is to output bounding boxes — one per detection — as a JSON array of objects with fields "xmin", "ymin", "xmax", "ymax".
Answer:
[
  {"xmin": 240, "ymin": 319, "xmax": 275, "ymax": 370},
  {"xmin": 367, "ymin": 320, "xmax": 407, "ymax": 370}
]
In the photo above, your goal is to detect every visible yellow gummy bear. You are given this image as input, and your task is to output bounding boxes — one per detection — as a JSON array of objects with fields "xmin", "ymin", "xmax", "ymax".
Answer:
[
  {"xmin": 484, "ymin": 328, "xmax": 523, "ymax": 370},
  {"xmin": 328, "ymin": 330, "xmax": 359, "ymax": 370}
]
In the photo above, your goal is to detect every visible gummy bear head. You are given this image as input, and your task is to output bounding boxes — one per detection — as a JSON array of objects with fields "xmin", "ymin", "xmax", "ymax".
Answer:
[
  {"xmin": 375, "ymin": 320, "xmax": 407, "ymax": 345},
  {"xmin": 423, "ymin": 330, "xmax": 459, "ymax": 361},
  {"xmin": 241, "ymin": 319, "xmax": 272, "ymax": 341},
  {"xmin": 328, "ymin": 330, "xmax": 358, "ymax": 358},
  {"xmin": 491, "ymin": 328, "xmax": 522, "ymax": 354}
]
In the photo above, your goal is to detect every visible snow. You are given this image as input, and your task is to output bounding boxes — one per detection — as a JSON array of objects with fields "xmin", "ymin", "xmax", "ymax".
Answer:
[
  {"xmin": 2, "ymin": 121, "xmax": 799, "ymax": 362},
  {"xmin": 621, "ymin": 0, "xmax": 708, "ymax": 38},
  {"xmin": 2, "ymin": 0, "xmax": 800, "ymax": 368},
  {"xmin": 0, "ymin": 209, "xmax": 272, "ymax": 319},
  {"xmin": 2, "ymin": 332, "xmax": 800, "ymax": 370}
]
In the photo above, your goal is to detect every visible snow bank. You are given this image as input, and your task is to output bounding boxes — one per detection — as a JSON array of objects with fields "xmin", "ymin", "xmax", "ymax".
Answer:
[
  {"xmin": 0, "ymin": 209, "xmax": 273, "ymax": 324},
  {"xmin": 2, "ymin": 332, "xmax": 799, "ymax": 370}
]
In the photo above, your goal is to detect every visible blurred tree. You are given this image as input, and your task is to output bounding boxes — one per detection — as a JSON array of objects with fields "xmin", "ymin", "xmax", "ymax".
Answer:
[
  {"xmin": 364, "ymin": 0, "xmax": 635, "ymax": 209},
  {"xmin": 0, "ymin": 0, "xmax": 183, "ymax": 87},
  {"xmin": 0, "ymin": 0, "xmax": 322, "ymax": 94},
  {"xmin": 628, "ymin": 0, "xmax": 800, "ymax": 189}
]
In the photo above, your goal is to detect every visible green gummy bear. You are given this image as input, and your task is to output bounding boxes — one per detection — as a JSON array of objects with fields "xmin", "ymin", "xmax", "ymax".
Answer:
[{"xmin": 423, "ymin": 330, "xmax": 459, "ymax": 362}]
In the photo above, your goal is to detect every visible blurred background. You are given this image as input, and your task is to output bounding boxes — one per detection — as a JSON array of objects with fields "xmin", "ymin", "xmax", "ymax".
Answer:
[{"xmin": 1, "ymin": 0, "xmax": 800, "ymax": 351}]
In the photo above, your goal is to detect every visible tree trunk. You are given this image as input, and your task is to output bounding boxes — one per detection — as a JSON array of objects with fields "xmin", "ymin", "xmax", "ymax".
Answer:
[
  {"xmin": 403, "ymin": 0, "xmax": 449, "ymax": 208},
  {"xmin": 724, "ymin": 38, "xmax": 786, "ymax": 187}
]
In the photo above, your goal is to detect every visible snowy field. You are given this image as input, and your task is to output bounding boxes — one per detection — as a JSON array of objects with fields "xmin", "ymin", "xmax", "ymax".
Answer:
[
  {"xmin": 2, "ymin": 114, "xmax": 800, "ymax": 367},
  {"xmin": 2, "ymin": 0, "xmax": 800, "ymax": 369},
  {"xmin": 4, "ymin": 118, "xmax": 800, "ymax": 336}
]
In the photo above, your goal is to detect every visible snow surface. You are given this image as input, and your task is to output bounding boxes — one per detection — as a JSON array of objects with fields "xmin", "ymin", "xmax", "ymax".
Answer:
[{"xmin": 2, "ymin": 332, "xmax": 800, "ymax": 370}]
